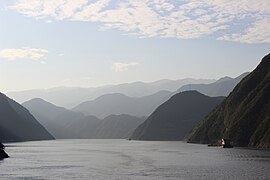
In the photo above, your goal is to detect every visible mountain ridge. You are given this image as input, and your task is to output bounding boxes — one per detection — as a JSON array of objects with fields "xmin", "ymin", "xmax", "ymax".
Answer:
[
  {"xmin": 188, "ymin": 53, "xmax": 270, "ymax": 149},
  {"xmin": 0, "ymin": 93, "xmax": 54, "ymax": 142},
  {"xmin": 23, "ymin": 98, "xmax": 145, "ymax": 139},
  {"xmin": 8, "ymin": 78, "xmax": 215, "ymax": 108},
  {"xmin": 73, "ymin": 90, "xmax": 172, "ymax": 118},
  {"xmin": 178, "ymin": 72, "xmax": 249, "ymax": 97},
  {"xmin": 130, "ymin": 91, "xmax": 224, "ymax": 141}
]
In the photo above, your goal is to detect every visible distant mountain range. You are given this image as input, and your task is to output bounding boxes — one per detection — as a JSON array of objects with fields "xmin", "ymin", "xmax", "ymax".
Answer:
[
  {"xmin": 8, "ymin": 78, "xmax": 215, "ymax": 108},
  {"xmin": 23, "ymin": 98, "xmax": 145, "ymax": 139},
  {"xmin": 91, "ymin": 114, "xmax": 145, "ymax": 139},
  {"xmin": 73, "ymin": 91, "xmax": 172, "ymax": 118},
  {"xmin": 22, "ymin": 98, "xmax": 87, "ymax": 138},
  {"xmin": 0, "ymin": 93, "xmax": 54, "ymax": 142},
  {"xmin": 130, "ymin": 91, "xmax": 224, "ymax": 141},
  {"xmin": 178, "ymin": 72, "xmax": 249, "ymax": 97},
  {"xmin": 188, "ymin": 53, "xmax": 270, "ymax": 149},
  {"xmin": 17, "ymin": 72, "xmax": 248, "ymax": 141}
]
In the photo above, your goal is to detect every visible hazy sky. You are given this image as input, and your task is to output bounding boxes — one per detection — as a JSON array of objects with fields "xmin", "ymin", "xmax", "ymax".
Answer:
[{"xmin": 0, "ymin": 0, "xmax": 269, "ymax": 93}]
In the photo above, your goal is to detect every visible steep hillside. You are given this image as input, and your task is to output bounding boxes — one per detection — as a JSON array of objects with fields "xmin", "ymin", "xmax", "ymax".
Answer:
[
  {"xmin": 0, "ymin": 93, "xmax": 54, "ymax": 142},
  {"xmin": 130, "ymin": 91, "xmax": 224, "ymax": 140},
  {"xmin": 179, "ymin": 72, "xmax": 249, "ymax": 97},
  {"xmin": 188, "ymin": 54, "xmax": 270, "ymax": 149}
]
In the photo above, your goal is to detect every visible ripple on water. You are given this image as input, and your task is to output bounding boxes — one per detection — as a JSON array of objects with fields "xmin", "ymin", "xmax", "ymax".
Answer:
[{"xmin": 0, "ymin": 140, "xmax": 269, "ymax": 180}]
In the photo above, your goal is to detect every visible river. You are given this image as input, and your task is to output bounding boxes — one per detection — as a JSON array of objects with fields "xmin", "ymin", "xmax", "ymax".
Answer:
[{"xmin": 0, "ymin": 139, "xmax": 269, "ymax": 179}]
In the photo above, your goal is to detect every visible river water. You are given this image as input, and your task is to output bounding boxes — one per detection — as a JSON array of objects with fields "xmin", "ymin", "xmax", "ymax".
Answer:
[{"xmin": 0, "ymin": 139, "xmax": 269, "ymax": 180}]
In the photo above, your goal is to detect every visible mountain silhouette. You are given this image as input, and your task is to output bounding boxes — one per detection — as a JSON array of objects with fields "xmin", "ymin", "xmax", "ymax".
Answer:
[
  {"xmin": 22, "ymin": 98, "xmax": 98, "ymax": 138},
  {"xmin": 188, "ymin": 53, "xmax": 270, "ymax": 149},
  {"xmin": 8, "ymin": 78, "xmax": 215, "ymax": 108},
  {"xmin": 178, "ymin": 72, "xmax": 249, "ymax": 97},
  {"xmin": 0, "ymin": 93, "xmax": 54, "ymax": 142},
  {"xmin": 23, "ymin": 98, "xmax": 145, "ymax": 139},
  {"xmin": 73, "ymin": 91, "xmax": 171, "ymax": 118},
  {"xmin": 130, "ymin": 91, "xmax": 224, "ymax": 140},
  {"xmin": 91, "ymin": 114, "xmax": 145, "ymax": 139}
]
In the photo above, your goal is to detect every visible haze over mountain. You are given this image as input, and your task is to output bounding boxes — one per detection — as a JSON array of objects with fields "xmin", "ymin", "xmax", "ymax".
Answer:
[
  {"xmin": 23, "ymin": 98, "xmax": 145, "ymax": 139},
  {"xmin": 178, "ymin": 72, "xmax": 249, "ymax": 97},
  {"xmin": 73, "ymin": 73, "xmax": 248, "ymax": 119},
  {"xmin": 0, "ymin": 93, "xmax": 54, "ymax": 142},
  {"xmin": 188, "ymin": 54, "xmax": 270, "ymax": 149},
  {"xmin": 73, "ymin": 91, "xmax": 172, "ymax": 118},
  {"xmin": 22, "ymin": 98, "xmax": 88, "ymax": 138},
  {"xmin": 90, "ymin": 114, "xmax": 145, "ymax": 139},
  {"xmin": 9, "ymin": 78, "xmax": 215, "ymax": 108},
  {"xmin": 130, "ymin": 91, "xmax": 224, "ymax": 141}
]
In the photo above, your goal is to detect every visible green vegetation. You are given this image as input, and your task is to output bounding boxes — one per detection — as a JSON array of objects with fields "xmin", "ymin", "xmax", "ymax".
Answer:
[{"xmin": 188, "ymin": 53, "xmax": 270, "ymax": 149}]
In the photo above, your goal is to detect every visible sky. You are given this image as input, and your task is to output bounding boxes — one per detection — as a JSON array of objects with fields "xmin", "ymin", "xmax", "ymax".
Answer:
[{"xmin": 0, "ymin": 0, "xmax": 269, "ymax": 93}]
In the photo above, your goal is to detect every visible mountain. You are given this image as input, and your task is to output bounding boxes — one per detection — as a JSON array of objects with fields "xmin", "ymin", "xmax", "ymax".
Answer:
[
  {"xmin": 188, "ymin": 54, "xmax": 270, "ymax": 149},
  {"xmin": 23, "ymin": 98, "xmax": 145, "ymax": 139},
  {"xmin": 148, "ymin": 78, "xmax": 216, "ymax": 91},
  {"xmin": 73, "ymin": 91, "xmax": 172, "ymax": 118},
  {"xmin": 60, "ymin": 114, "xmax": 144, "ymax": 139},
  {"xmin": 91, "ymin": 114, "xmax": 145, "ymax": 139},
  {"xmin": 0, "ymin": 93, "xmax": 54, "ymax": 142},
  {"xmin": 10, "ymin": 87, "xmax": 98, "ymax": 109},
  {"xmin": 178, "ymin": 72, "xmax": 249, "ymax": 97},
  {"xmin": 72, "ymin": 74, "xmax": 247, "ymax": 119},
  {"xmin": 130, "ymin": 91, "xmax": 224, "ymax": 141},
  {"xmin": 22, "ymin": 98, "xmax": 97, "ymax": 138},
  {"xmin": 8, "ymin": 78, "xmax": 215, "ymax": 108}
]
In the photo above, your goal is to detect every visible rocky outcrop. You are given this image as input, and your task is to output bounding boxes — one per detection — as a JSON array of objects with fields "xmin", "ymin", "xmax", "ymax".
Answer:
[{"xmin": 0, "ymin": 142, "xmax": 9, "ymax": 159}]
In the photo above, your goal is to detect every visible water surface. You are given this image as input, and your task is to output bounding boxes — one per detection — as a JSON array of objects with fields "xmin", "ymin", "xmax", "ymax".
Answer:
[{"xmin": 1, "ymin": 139, "xmax": 269, "ymax": 179}]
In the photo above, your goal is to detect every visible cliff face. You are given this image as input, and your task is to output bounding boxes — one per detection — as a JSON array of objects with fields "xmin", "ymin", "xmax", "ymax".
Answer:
[
  {"xmin": 0, "ymin": 93, "xmax": 54, "ymax": 142},
  {"xmin": 188, "ymin": 54, "xmax": 270, "ymax": 149},
  {"xmin": 130, "ymin": 91, "xmax": 224, "ymax": 141}
]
